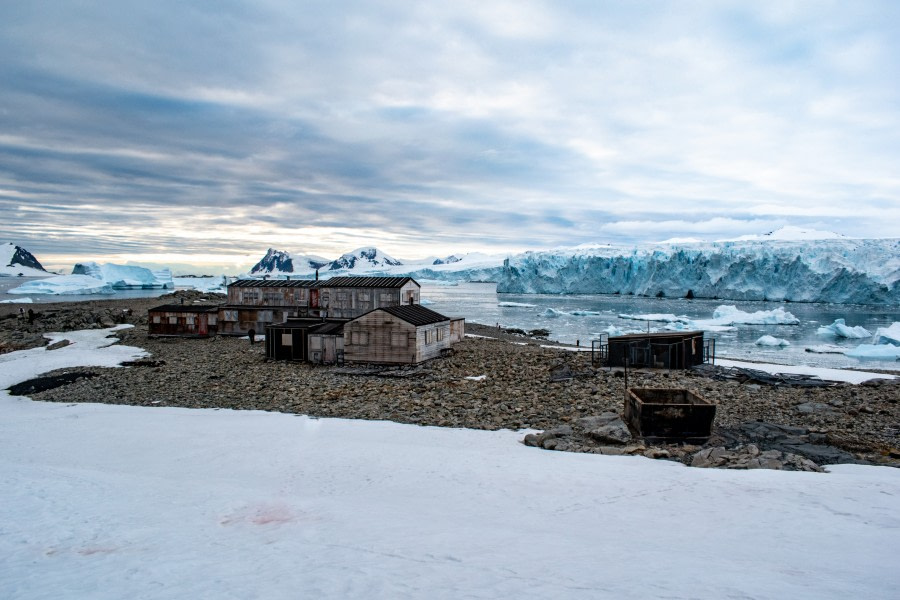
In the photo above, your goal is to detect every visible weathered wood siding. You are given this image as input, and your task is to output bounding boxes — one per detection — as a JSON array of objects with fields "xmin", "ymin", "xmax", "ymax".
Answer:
[
  {"xmin": 343, "ymin": 311, "xmax": 418, "ymax": 364},
  {"xmin": 308, "ymin": 334, "xmax": 344, "ymax": 364},
  {"xmin": 148, "ymin": 310, "xmax": 216, "ymax": 337},
  {"xmin": 449, "ymin": 318, "xmax": 465, "ymax": 343},
  {"xmin": 216, "ymin": 307, "xmax": 292, "ymax": 335},
  {"xmin": 226, "ymin": 285, "xmax": 311, "ymax": 308},
  {"xmin": 321, "ymin": 283, "xmax": 420, "ymax": 318},
  {"xmin": 414, "ymin": 321, "xmax": 452, "ymax": 362}
]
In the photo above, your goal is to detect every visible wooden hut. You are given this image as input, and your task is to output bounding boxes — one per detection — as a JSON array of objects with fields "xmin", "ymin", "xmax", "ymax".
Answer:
[
  {"xmin": 343, "ymin": 305, "xmax": 458, "ymax": 365},
  {"xmin": 316, "ymin": 276, "xmax": 420, "ymax": 318},
  {"xmin": 148, "ymin": 304, "xmax": 220, "ymax": 337},
  {"xmin": 606, "ymin": 331, "xmax": 709, "ymax": 369}
]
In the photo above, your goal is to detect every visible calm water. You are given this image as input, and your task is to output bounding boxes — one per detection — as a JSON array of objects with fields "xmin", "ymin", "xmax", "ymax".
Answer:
[{"xmin": 421, "ymin": 282, "xmax": 900, "ymax": 372}]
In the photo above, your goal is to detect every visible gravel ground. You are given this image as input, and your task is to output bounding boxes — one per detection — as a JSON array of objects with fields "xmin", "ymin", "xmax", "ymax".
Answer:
[{"xmin": 3, "ymin": 292, "xmax": 899, "ymax": 468}]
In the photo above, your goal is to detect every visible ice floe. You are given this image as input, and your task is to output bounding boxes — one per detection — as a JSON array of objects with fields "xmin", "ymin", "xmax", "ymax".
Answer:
[
  {"xmin": 756, "ymin": 335, "xmax": 790, "ymax": 347},
  {"xmin": 816, "ymin": 319, "xmax": 871, "ymax": 339}
]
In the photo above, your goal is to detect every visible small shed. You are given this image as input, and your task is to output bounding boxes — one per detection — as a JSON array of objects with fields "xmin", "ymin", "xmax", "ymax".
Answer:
[
  {"xmin": 148, "ymin": 304, "xmax": 220, "ymax": 337},
  {"xmin": 606, "ymin": 331, "xmax": 709, "ymax": 369},
  {"xmin": 343, "ymin": 305, "xmax": 458, "ymax": 365},
  {"xmin": 265, "ymin": 318, "xmax": 348, "ymax": 363}
]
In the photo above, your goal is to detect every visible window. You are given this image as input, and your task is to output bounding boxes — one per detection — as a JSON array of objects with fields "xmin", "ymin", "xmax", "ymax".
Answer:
[
  {"xmin": 437, "ymin": 328, "xmax": 444, "ymax": 341},
  {"xmin": 259, "ymin": 311, "xmax": 273, "ymax": 322},
  {"xmin": 310, "ymin": 337, "xmax": 322, "ymax": 350},
  {"xmin": 359, "ymin": 292, "xmax": 370, "ymax": 301},
  {"xmin": 222, "ymin": 310, "xmax": 238, "ymax": 322},
  {"xmin": 351, "ymin": 331, "xmax": 369, "ymax": 345},
  {"xmin": 168, "ymin": 316, "xmax": 178, "ymax": 324},
  {"xmin": 281, "ymin": 333, "xmax": 293, "ymax": 346},
  {"xmin": 425, "ymin": 330, "xmax": 433, "ymax": 344},
  {"xmin": 152, "ymin": 316, "xmax": 161, "ymax": 324},
  {"xmin": 380, "ymin": 292, "xmax": 394, "ymax": 303},
  {"xmin": 185, "ymin": 316, "xmax": 195, "ymax": 325},
  {"xmin": 391, "ymin": 332, "xmax": 407, "ymax": 347},
  {"xmin": 242, "ymin": 291, "xmax": 260, "ymax": 303}
]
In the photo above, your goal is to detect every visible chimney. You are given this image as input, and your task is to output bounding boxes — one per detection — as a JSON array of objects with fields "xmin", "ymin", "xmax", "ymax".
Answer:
[{"xmin": 315, "ymin": 269, "xmax": 319, "ymax": 281}]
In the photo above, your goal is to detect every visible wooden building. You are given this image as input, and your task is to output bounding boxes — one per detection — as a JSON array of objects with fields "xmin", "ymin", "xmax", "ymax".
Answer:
[
  {"xmin": 227, "ymin": 279, "xmax": 317, "ymax": 312},
  {"xmin": 148, "ymin": 304, "xmax": 219, "ymax": 337},
  {"xmin": 605, "ymin": 331, "xmax": 710, "ymax": 369},
  {"xmin": 316, "ymin": 276, "xmax": 421, "ymax": 318},
  {"xmin": 343, "ymin": 305, "xmax": 459, "ymax": 365},
  {"xmin": 265, "ymin": 318, "xmax": 347, "ymax": 363}
]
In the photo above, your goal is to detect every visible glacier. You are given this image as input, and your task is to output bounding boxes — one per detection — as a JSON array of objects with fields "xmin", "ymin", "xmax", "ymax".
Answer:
[{"xmin": 497, "ymin": 236, "xmax": 900, "ymax": 305}]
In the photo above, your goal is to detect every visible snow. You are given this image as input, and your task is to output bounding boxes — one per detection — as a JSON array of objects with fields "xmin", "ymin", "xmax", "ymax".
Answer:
[
  {"xmin": 727, "ymin": 226, "xmax": 846, "ymax": 241},
  {"xmin": 1, "ymin": 328, "xmax": 899, "ymax": 598},
  {"xmin": 756, "ymin": 335, "xmax": 790, "ymax": 347},
  {"xmin": 871, "ymin": 322, "xmax": 900, "ymax": 346},
  {"xmin": 714, "ymin": 358, "xmax": 895, "ymax": 385},
  {"xmin": 816, "ymin": 318, "xmax": 872, "ymax": 339},
  {"xmin": 8, "ymin": 274, "xmax": 116, "ymax": 295},
  {"xmin": 73, "ymin": 262, "xmax": 174, "ymax": 289},
  {"xmin": 540, "ymin": 307, "xmax": 567, "ymax": 317},
  {"xmin": 845, "ymin": 345, "xmax": 900, "ymax": 360},
  {"xmin": 420, "ymin": 297, "xmax": 434, "ymax": 305},
  {"xmin": 464, "ymin": 374, "xmax": 487, "ymax": 381},
  {"xmin": 498, "ymin": 236, "xmax": 900, "ymax": 304}
]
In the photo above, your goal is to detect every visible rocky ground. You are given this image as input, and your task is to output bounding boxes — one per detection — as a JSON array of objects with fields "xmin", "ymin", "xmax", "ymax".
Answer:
[{"xmin": 2, "ymin": 292, "xmax": 899, "ymax": 471}]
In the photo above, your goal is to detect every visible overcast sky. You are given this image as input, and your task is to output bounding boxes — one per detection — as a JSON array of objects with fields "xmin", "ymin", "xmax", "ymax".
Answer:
[{"xmin": 1, "ymin": 1, "xmax": 898, "ymax": 272}]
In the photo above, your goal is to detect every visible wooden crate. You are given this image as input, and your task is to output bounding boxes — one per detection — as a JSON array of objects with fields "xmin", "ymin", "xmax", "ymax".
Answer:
[{"xmin": 624, "ymin": 388, "xmax": 715, "ymax": 442}]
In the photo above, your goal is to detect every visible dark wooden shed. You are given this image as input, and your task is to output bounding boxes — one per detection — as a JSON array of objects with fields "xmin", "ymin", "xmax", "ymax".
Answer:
[
  {"xmin": 148, "ymin": 304, "xmax": 220, "ymax": 337},
  {"xmin": 606, "ymin": 331, "xmax": 710, "ymax": 369},
  {"xmin": 265, "ymin": 318, "xmax": 348, "ymax": 362}
]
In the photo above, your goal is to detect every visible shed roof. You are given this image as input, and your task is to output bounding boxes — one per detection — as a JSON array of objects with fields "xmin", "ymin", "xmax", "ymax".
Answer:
[
  {"xmin": 310, "ymin": 321, "xmax": 346, "ymax": 335},
  {"xmin": 609, "ymin": 331, "xmax": 704, "ymax": 341},
  {"xmin": 320, "ymin": 276, "xmax": 417, "ymax": 289},
  {"xmin": 366, "ymin": 304, "xmax": 450, "ymax": 326},
  {"xmin": 149, "ymin": 304, "xmax": 221, "ymax": 313},
  {"xmin": 229, "ymin": 279, "xmax": 317, "ymax": 288}
]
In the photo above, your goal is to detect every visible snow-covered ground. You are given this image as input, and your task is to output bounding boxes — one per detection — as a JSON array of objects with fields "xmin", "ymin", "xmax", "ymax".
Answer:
[{"xmin": 1, "ymin": 329, "xmax": 899, "ymax": 599}]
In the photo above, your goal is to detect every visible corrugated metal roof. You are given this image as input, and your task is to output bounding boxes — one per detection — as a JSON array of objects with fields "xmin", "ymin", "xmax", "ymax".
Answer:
[
  {"xmin": 149, "ymin": 304, "xmax": 221, "ymax": 313},
  {"xmin": 374, "ymin": 304, "xmax": 450, "ymax": 326},
  {"xmin": 320, "ymin": 276, "xmax": 417, "ymax": 289},
  {"xmin": 229, "ymin": 279, "xmax": 318, "ymax": 288},
  {"xmin": 310, "ymin": 321, "xmax": 345, "ymax": 335}
]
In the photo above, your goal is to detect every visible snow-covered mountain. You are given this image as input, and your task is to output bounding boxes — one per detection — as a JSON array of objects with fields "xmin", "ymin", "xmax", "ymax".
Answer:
[
  {"xmin": 327, "ymin": 247, "xmax": 402, "ymax": 271},
  {"xmin": 248, "ymin": 246, "xmax": 502, "ymax": 280},
  {"xmin": 0, "ymin": 242, "xmax": 48, "ymax": 277},
  {"xmin": 498, "ymin": 234, "xmax": 900, "ymax": 305},
  {"xmin": 249, "ymin": 248, "xmax": 330, "ymax": 275}
]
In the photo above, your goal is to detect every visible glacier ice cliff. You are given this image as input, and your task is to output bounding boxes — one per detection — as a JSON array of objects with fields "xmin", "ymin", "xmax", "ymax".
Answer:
[{"xmin": 497, "ymin": 238, "xmax": 900, "ymax": 305}]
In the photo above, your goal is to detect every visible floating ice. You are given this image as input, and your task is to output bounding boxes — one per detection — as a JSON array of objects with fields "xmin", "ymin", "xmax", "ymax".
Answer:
[
  {"xmin": 570, "ymin": 310, "xmax": 602, "ymax": 316},
  {"xmin": 871, "ymin": 323, "xmax": 900, "ymax": 346},
  {"xmin": 755, "ymin": 335, "xmax": 790, "ymax": 347},
  {"xmin": 498, "ymin": 301, "xmax": 536, "ymax": 308},
  {"xmin": 618, "ymin": 305, "xmax": 797, "ymax": 333},
  {"xmin": 540, "ymin": 308, "xmax": 568, "ymax": 318},
  {"xmin": 420, "ymin": 298, "xmax": 434, "ymax": 305},
  {"xmin": 816, "ymin": 319, "xmax": 871, "ymax": 339},
  {"xmin": 73, "ymin": 262, "xmax": 174, "ymax": 289},
  {"xmin": 805, "ymin": 345, "xmax": 848, "ymax": 355},
  {"xmin": 845, "ymin": 345, "xmax": 900, "ymax": 360},
  {"xmin": 0, "ymin": 297, "xmax": 33, "ymax": 303},
  {"xmin": 9, "ymin": 274, "xmax": 115, "ymax": 295}
]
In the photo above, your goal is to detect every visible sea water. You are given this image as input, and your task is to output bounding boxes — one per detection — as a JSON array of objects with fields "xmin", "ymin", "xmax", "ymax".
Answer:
[{"xmin": 421, "ymin": 282, "xmax": 900, "ymax": 372}]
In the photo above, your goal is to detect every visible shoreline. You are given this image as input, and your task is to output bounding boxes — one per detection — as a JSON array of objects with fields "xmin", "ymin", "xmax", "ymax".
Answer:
[{"xmin": 1, "ymin": 291, "xmax": 897, "ymax": 470}]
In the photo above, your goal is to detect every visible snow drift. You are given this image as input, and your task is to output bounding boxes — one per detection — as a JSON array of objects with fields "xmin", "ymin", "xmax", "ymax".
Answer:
[{"xmin": 498, "ymin": 235, "xmax": 900, "ymax": 305}]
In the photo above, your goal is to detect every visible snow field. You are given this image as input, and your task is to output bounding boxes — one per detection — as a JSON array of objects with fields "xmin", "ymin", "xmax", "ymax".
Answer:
[{"xmin": 0, "ymin": 328, "xmax": 898, "ymax": 599}]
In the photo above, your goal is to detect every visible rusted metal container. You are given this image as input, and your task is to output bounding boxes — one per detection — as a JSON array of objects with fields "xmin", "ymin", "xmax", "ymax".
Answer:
[{"xmin": 624, "ymin": 388, "xmax": 716, "ymax": 442}]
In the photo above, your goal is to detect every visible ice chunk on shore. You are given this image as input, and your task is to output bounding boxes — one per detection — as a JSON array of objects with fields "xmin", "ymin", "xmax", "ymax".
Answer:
[
  {"xmin": 846, "ymin": 345, "xmax": 900, "ymax": 360},
  {"xmin": 756, "ymin": 335, "xmax": 790, "ymax": 347},
  {"xmin": 816, "ymin": 319, "xmax": 871, "ymax": 339},
  {"xmin": 9, "ymin": 274, "xmax": 115, "ymax": 295},
  {"xmin": 73, "ymin": 262, "xmax": 174, "ymax": 289}
]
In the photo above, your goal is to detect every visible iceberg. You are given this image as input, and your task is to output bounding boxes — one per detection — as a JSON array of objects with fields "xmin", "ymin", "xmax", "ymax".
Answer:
[
  {"xmin": 540, "ymin": 308, "xmax": 568, "ymax": 318},
  {"xmin": 498, "ymin": 301, "xmax": 536, "ymax": 308},
  {"xmin": 9, "ymin": 274, "xmax": 115, "ymax": 295},
  {"xmin": 845, "ymin": 345, "xmax": 900, "ymax": 360},
  {"xmin": 618, "ymin": 305, "xmax": 797, "ymax": 333},
  {"xmin": 0, "ymin": 297, "xmax": 34, "ymax": 303},
  {"xmin": 816, "ymin": 319, "xmax": 871, "ymax": 339},
  {"xmin": 72, "ymin": 262, "xmax": 174, "ymax": 289},
  {"xmin": 755, "ymin": 335, "xmax": 790, "ymax": 347},
  {"xmin": 497, "ymin": 236, "xmax": 900, "ymax": 305},
  {"xmin": 871, "ymin": 322, "xmax": 900, "ymax": 346}
]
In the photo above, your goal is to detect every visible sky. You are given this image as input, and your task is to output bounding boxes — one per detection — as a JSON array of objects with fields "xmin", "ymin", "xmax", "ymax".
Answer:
[{"xmin": 1, "ymin": 1, "xmax": 898, "ymax": 273}]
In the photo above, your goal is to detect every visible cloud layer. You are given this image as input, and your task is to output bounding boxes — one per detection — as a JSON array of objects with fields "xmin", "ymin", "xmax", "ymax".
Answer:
[{"xmin": 1, "ymin": 1, "xmax": 898, "ymax": 269}]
